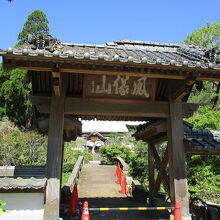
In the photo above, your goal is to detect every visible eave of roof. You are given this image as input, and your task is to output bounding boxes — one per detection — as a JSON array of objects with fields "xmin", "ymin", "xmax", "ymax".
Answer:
[
  {"xmin": 1, "ymin": 38, "xmax": 220, "ymax": 72},
  {"xmin": 0, "ymin": 177, "xmax": 46, "ymax": 190},
  {"xmin": 133, "ymin": 120, "xmax": 220, "ymax": 153}
]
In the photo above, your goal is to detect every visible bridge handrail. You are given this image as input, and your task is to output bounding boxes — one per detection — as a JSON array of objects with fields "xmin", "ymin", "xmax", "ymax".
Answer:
[
  {"xmin": 115, "ymin": 157, "xmax": 128, "ymax": 175},
  {"xmin": 65, "ymin": 156, "xmax": 84, "ymax": 192}
]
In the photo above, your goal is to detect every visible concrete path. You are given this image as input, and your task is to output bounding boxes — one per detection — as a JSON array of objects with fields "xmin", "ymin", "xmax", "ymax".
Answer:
[
  {"xmin": 78, "ymin": 162, "xmax": 127, "ymax": 198},
  {"xmin": 77, "ymin": 162, "xmax": 170, "ymax": 220}
]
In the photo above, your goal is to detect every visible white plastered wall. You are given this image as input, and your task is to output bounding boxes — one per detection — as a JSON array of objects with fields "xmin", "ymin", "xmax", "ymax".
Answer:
[{"xmin": 0, "ymin": 193, "xmax": 44, "ymax": 220}]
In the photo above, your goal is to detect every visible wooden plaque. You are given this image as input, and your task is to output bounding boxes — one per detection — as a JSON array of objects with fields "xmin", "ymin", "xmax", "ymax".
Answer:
[{"xmin": 85, "ymin": 74, "xmax": 155, "ymax": 100}]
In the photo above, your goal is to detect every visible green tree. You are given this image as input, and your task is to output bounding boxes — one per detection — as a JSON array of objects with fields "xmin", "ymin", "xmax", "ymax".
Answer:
[
  {"xmin": 0, "ymin": 10, "xmax": 50, "ymax": 126},
  {"xmin": 0, "ymin": 119, "xmax": 47, "ymax": 166},
  {"xmin": 0, "ymin": 66, "xmax": 32, "ymax": 126},
  {"xmin": 184, "ymin": 20, "xmax": 220, "ymax": 109},
  {"xmin": 186, "ymin": 106, "xmax": 220, "ymax": 130},
  {"xmin": 17, "ymin": 10, "xmax": 49, "ymax": 45},
  {"xmin": 187, "ymin": 155, "xmax": 220, "ymax": 203},
  {"xmin": 183, "ymin": 20, "xmax": 220, "ymax": 48},
  {"xmin": 184, "ymin": 21, "xmax": 220, "ymax": 204}
]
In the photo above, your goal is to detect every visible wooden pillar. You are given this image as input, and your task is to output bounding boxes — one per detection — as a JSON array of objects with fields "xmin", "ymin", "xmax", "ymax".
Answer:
[
  {"xmin": 43, "ymin": 74, "xmax": 66, "ymax": 220},
  {"xmin": 148, "ymin": 144, "xmax": 155, "ymax": 203},
  {"xmin": 167, "ymin": 100, "xmax": 189, "ymax": 217}
]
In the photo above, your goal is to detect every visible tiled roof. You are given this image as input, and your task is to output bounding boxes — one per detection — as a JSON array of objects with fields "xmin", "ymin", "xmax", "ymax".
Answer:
[
  {"xmin": 0, "ymin": 166, "xmax": 46, "ymax": 178},
  {"xmin": 1, "ymin": 35, "xmax": 220, "ymax": 70},
  {"xmin": 133, "ymin": 120, "xmax": 220, "ymax": 153},
  {"xmin": 184, "ymin": 129, "xmax": 220, "ymax": 151},
  {"xmin": 87, "ymin": 131, "xmax": 106, "ymax": 140},
  {"xmin": 0, "ymin": 166, "xmax": 46, "ymax": 190},
  {"xmin": 0, "ymin": 177, "xmax": 46, "ymax": 190}
]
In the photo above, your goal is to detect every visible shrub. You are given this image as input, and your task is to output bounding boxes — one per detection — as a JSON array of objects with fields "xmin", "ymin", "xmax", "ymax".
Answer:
[
  {"xmin": 0, "ymin": 119, "xmax": 47, "ymax": 166},
  {"xmin": 63, "ymin": 162, "xmax": 75, "ymax": 173},
  {"xmin": 186, "ymin": 106, "xmax": 220, "ymax": 130},
  {"xmin": 100, "ymin": 144, "xmax": 134, "ymax": 164},
  {"xmin": 63, "ymin": 142, "xmax": 92, "ymax": 165},
  {"xmin": 61, "ymin": 142, "xmax": 93, "ymax": 186},
  {"xmin": 187, "ymin": 155, "xmax": 220, "ymax": 203},
  {"xmin": 129, "ymin": 141, "xmax": 149, "ymax": 184}
]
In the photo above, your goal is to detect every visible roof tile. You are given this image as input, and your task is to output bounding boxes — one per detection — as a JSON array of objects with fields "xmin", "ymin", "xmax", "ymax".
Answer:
[{"xmin": 1, "ymin": 35, "xmax": 220, "ymax": 71}]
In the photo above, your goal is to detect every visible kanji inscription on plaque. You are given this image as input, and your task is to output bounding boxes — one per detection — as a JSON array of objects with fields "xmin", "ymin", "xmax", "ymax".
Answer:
[{"xmin": 86, "ymin": 74, "xmax": 153, "ymax": 99}]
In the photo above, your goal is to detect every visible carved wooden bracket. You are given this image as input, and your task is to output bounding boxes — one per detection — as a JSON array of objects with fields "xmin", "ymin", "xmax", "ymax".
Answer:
[{"xmin": 172, "ymin": 76, "xmax": 196, "ymax": 101}]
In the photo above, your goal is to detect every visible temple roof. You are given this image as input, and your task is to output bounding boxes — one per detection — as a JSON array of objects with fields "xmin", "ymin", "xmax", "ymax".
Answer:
[
  {"xmin": 0, "ymin": 166, "xmax": 46, "ymax": 178},
  {"xmin": 184, "ymin": 129, "xmax": 220, "ymax": 154},
  {"xmin": 87, "ymin": 131, "xmax": 106, "ymax": 140},
  {"xmin": 0, "ymin": 177, "xmax": 46, "ymax": 191},
  {"xmin": 133, "ymin": 120, "xmax": 220, "ymax": 155},
  {"xmin": 0, "ymin": 166, "xmax": 46, "ymax": 191},
  {"xmin": 1, "ymin": 35, "xmax": 220, "ymax": 70}
]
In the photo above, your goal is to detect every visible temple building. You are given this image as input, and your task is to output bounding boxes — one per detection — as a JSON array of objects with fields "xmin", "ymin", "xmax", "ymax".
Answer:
[{"xmin": 0, "ymin": 35, "xmax": 220, "ymax": 219}]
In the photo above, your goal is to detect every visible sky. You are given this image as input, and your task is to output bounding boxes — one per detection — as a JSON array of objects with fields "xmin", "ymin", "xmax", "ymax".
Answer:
[
  {"xmin": 0, "ymin": 0, "xmax": 219, "ymax": 127},
  {"xmin": 0, "ymin": 0, "xmax": 220, "ymax": 49}
]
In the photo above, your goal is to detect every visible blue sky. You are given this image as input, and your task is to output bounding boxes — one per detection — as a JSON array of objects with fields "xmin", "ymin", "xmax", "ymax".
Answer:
[{"xmin": 0, "ymin": 0, "xmax": 220, "ymax": 48}]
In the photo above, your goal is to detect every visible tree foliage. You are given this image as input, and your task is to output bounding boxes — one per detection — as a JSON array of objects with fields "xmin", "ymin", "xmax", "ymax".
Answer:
[
  {"xmin": 0, "ymin": 10, "xmax": 51, "ymax": 127},
  {"xmin": 184, "ymin": 20, "xmax": 220, "ymax": 109},
  {"xmin": 187, "ymin": 155, "xmax": 220, "ymax": 203},
  {"xmin": 183, "ymin": 20, "xmax": 220, "ymax": 48},
  {"xmin": 100, "ymin": 132, "xmax": 148, "ymax": 183},
  {"xmin": 0, "ymin": 119, "xmax": 47, "ymax": 166},
  {"xmin": 17, "ymin": 10, "xmax": 49, "ymax": 45},
  {"xmin": 0, "ymin": 66, "xmax": 32, "ymax": 127},
  {"xmin": 182, "ymin": 18, "xmax": 220, "ymax": 201},
  {"xmin": 186, "ymin": 106, "xmax": 220, "ymax": 130},
  {"xmin": 100, "ymin": 144, "xmax": 134, "ymax": 165},
  {"xmin": 61, "ymin": 141, "xmax": 93, "ymax": 186},
  {"xmin": 63, "ymin": 140, "xmax": 92, "ymax": 173}
]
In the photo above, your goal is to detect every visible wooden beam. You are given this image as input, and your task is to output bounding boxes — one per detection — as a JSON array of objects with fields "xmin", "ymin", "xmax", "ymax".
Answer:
[
  {"xmin": 134, "ymin": 120, "xmax": 167, "ymax": 141},
  {"xmin": 82, "ymin": 74, "xmax": 87, "ymax": 99},
  {"xmin": 152, "ymin": 146, "xmax": 169, "ymax": 195},
  {"xmin": 65, "ymin": 99, "xmax": 169, "ymax": 118},
  {"xmin": 167, "ymin": 100, "xmax": 189, "ymax": 217},
  {"xmin": 148, "ymin": 144, "xmax": 155, "ymax": 202},
  {"xmin": 146, "ymin": 135, "xmax": 167, "ymax": 145},
  {"xmin": 37, "ymin": 116, "xmax": 82, "ymax": 131},
  {"xmin": 43, "ymin": 75, "xmax": 67, "ymax": 220},
  {"xmin": 30, "ymin": 96, "xmax": 169, "ymax": 118},
  {"xmin": 197, "ymin": 76, "xmax": 220, "ymax": 82},
  {"xmin": 3, "ymin": 55, "xmax": 220, "ymax": 81},
  {"xmin": 19, "ymin": 66, "xmax": 52, "ymax": 72},
  {"xmin": 61, "ymin": 68, "xmax": 187, "ymax": 80},
  {"xmin": 172, "ymin": 87, "xmax": 190, "ymax": 102},
  {"xmin": 182, "ymin": 103, "xmax": 199, "ymax": 118},
  {"xmin": 30, "ymin": 96, "xmax": 199, "ymax": 119},
  {"xmin": 52, "ymin": 71, "xmax": 61, "ymax": 96},
  {"xmin": 17, "ymin": 65, "xmax": 219, "ymax": 81},
  {"xmin": 149, "ymin": 145, "xmax": 170, "ymax": 193},
  {"xmin": 150, "ymin": 78, "xmax": 158, "ymax": 101},
  {"xmin": 16, "ymin": 65, "xmax": 220, "ymax": 81},
  {"xmin": 172, "ymin": 77, "xmax": 196, "ymax": 101}
]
